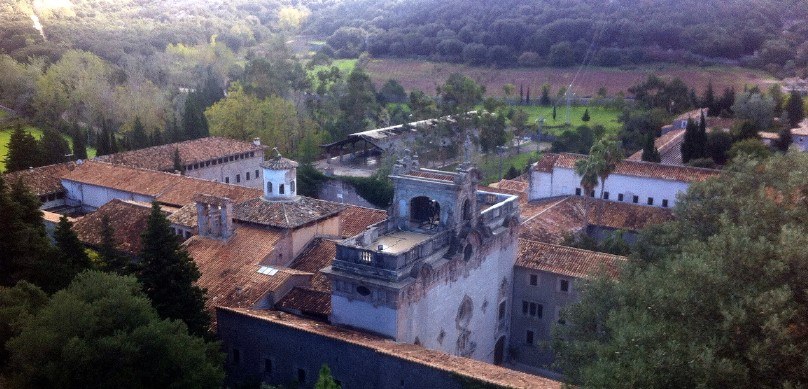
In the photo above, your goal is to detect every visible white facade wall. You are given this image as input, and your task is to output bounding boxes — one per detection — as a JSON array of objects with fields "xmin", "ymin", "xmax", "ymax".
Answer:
[
  {"xmin": 331, "ymin": 296, "xmax": 398, "ymax": 338},
  {"xmin": 396, "ymin": 233, "xmax": 516, "ymax": 363},
  {"xmin": 530, "ymin": 167, "xmax": 690, "ymax": 208},
  {"xmin": 186, "ymin": 155, "xmax": 264, "ymax": 189},
  {"xmin": 62, "ymin": 180, "xmax": 154, "ymax": 210},
  {"xmin": 263, "ymin": 168, "xmax": 297, "ymax": 199}
]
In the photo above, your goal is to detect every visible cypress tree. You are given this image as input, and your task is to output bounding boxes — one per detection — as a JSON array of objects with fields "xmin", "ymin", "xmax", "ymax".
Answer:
[
  {"xmin": 173, "ymin": 147, "xmax": 184, "ymax": 174},
  {"xmin": 526, "ymin": 86, "xmax": 531, "ymax": 104},
  {"xmin": 130, "ymin": 117, "xmax": 148, "ymax": 150},
  {"xmin": 540, "ymin": 84, "xmax": 551, "ymax": 106},
  {"xmin": 519, "ymin": 84, "xmax": 524, "ymax": 104},
  {"xmin": 702, "ymin": 81, "xmax": 715, "ymax": 115},
  {"xmin": 681, "ymin": 118, "xmax": 697, "ymax": 163},
  {"xmin": 581, "ymin": 108, "xmax": 591, "ymax": 122},
  {"xmin": 53, "ymin": 215, "xmax": 92, "ymax": 290},
  {"xmin": 694, "ymin": 111, "xmax": 708, "ymax": 159},
  {"xmin": 137, "ymin": 202, "xmax": 210, "ymax": 336},
  {"xmin": 785, "ymin": 90, "xmax": 805, "ymax": 128},
  {"xmin": 642, "ymin": 132, "xmax": 661, "ymax": 162},
  {"xmin": 552, "ymin": 105, "xmax": 557, "ymax": 121},
  {"xmin": 98, "ymin": 214, "xmax": 127, "ymax": 274},
  {"xmin": 40, "ymin": 128, "xmax": 71, "ymax": 165},
  {"xmin": 5, "ymin": 125, "xmax": 41, "ymax": 172},
  {"xmin": 775, "ymin": 128, "xmax": 792, "ymax": 152},
  {"xmin": 71, "ymin": 123, "xmax": 88, "ymax": 160},
  {"xmin": 1, "ymin": 178, "xmax": 54, "ymax": 289}
]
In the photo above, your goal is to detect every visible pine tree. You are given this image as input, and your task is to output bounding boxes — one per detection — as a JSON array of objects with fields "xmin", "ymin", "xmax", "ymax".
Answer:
[
  {"xmin": 71, "ymin": 123, "xmax": 88, "ymax": 160},
  {"xmin": 129, "ymin": 116, "xmax": 148, "ymax": 150},
  {"xmin": 183, "ymin": 94, "xmax": 209, "ymax": 140},
  {"xmin": 775, "ymin": 127, "xmax": 792, "ymax": 152},
  {"xmin": 526, "ymin": 86, "xmax": 531, "ymax": 104},
  {"xmin": 173, "ymin": 147, "xmax": 184, "ymax": 174},
  {"xmin": 785, "ymin": 90, "xmax": 805, "ymax": 128},
  {"xmin": 53, "ymin": 215, "xmax": 92, "ymax": 290},
  {"xmin": 641, "ymin": 132, "xmax": 661, "ymax": 162},
  {"xmin": 540, "ymin": 84, "xmax": 551, "ymax": 106},
  {"xmin": 702, "ymin": 81, "xmax": 715, "ymax": 115},
  {"xmin": 581, "ymin": 108, "xmax": 591, "ymax": 122},
  {"xmin": 315, "ymin": 365, "xmax": 340, "ymax": 389},
  {"xmin": 694, "ymin": 111, "xmax": 708, "ymax": 159},
  {"xmin": 137, "ymin": 202, "xmax": 210, "ymax": 336},
  {"xmin": 552, "ymin": 105, "xmax": 557, "ymax": 121},
  {"xmin": 519, "ymin": 84, "xmax": 524, "ymax": 104},
  {"xmin": 98, "ymin": 214, "xmax": 127, "ymax": 274},
  {"xmin": 681, "ymin": 118, "xmax": 697, "ymax": 163},
  {"xmin": 40, "ymin": 128, "xmax": 71, "ymax": 165},
  {"xmin": 5, "ymin": 125, "xmax": 41, "ymax": 172}
]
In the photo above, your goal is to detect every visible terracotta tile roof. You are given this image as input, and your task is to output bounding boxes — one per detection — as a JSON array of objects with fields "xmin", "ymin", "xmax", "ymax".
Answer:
[
  {"xmin": 276, "ymin": 287, "xmax": 331, "ymax": 316},
  {"xmin": 167, "ymin": 203, "xmax": 197, "ymax": 228},
  {"xmin": 490, "ymin": 178, "xmax": 529, "ymax": 193},
  {"xmin": 290, "ymin": 238, "xmax": 337, "ymax": 293},
  {"xmin": 534, "ymin": 153, "xmax": 719, "ymax": 183},
  {"xmin": 261, "ymin": 155, "xmax": 299, "ymax": 170},
  {"xmin": 339, "ymin": 206, "xmax": 387, "ymax": 237},
  {"xmin": 759, "ymin": 131, "xmax": 780, "ymax": 140},
  {"xmin": 520, "ymin": 196, "xmax": 673, "ymax": 244},
  {"xmin": 3, "ymin": 162, "xmax": 76, "ymax": 196},
  {"xmin": 516, "ymin": 239, "xmax": 626, "ymax": 279},
  {"xmin": 62, "ymin": 161, "xmax": 261, "ymax": 207},
  {"xmin": 96, "ymin": 137, "xmax": 264, "ymax": 171},
  {"xmin": 221, "ymin": 308, "xmax": 562, "ymax": 389},
  {"xmin": 72, "ymin": 199, "xmax": 160, "ymax": 255},
  {"xmin": 627, "ymin": 129, "xmax": 686, "ymax": 165},
  {"xmin": 234, "ymin": 197, "xmax": 344, "ymax": 229},
  {"xmin": 185, "ymin": 225, "xmax": 286, "ymax": 312}
]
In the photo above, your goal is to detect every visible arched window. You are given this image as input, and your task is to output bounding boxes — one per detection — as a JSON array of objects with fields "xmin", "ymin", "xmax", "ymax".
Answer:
[
  {"xmin": 279, "ymin": 184, "xmax": 285, "ymax": 194},
  {"xmin": 267, "ymin": 182, "xmax": 273, "ymax": 193},
  {"xmin": 290, "ymin": 180, "xmax": 296, "ymax": 193},
  {"xmin": 410, "ymin": 196, "xmax": 440, "ymax": 228},
  {"xmin": 462, "ymin": 199, "xmax": 471, "ymax": 221}
]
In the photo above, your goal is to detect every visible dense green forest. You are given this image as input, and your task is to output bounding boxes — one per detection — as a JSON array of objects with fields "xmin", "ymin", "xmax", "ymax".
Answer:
[{"xmin": 306, "ymin": 0, "xmax": 808, "ymax": 77}]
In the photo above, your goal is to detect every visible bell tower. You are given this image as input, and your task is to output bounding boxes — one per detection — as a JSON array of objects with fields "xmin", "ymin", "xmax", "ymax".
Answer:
[{"xmin": 261, "ymin": 148, "xmax": 298, "ymax": 201}]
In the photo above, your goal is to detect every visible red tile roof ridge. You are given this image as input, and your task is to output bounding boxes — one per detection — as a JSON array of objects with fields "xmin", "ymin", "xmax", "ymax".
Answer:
[
  {"xmin": 516, "ymin": 238, "xmax": 627, "ymax": 279},
  {"xmin": 219, "ymin": 307, "xmax": 563, "ymax": 389},
  {"xmin": 535, "ymin": 152, "xmax": 720, "ymax": 182},
  {"xmin": 521, "ymin": 196, "xmax": 571, "ymax": 224}
]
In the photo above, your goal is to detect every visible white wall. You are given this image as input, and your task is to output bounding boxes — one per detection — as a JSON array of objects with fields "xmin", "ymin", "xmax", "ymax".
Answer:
[
  {"xmin": 396, "ymin": 232, "xmax": 516, "ymax": 363},
  {"xmin": 331, "ymin": 295, "xmax": 398, "ymax": 338},
  {"xmin": 530, "ymin": 167, "xmax": 690, "ymax": 208},
  {"xmin": 62, "ymin": 180, "xmax": 154, "ymax": 210},
  {"xmin": 187, "ymin": 155, "xmax": 264, "ymax": 189}
]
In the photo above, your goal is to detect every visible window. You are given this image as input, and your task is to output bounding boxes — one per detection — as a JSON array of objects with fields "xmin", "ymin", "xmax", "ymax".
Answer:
[
  {"xmin": 290, "ymin": 180, "xmax": 296, "ymax": 193},
  {"xmin": 360, "ymin": 251, "xmax": 372, "ymax": 263},
  {"xmin": 522, "ymin": 301, "xmax": 529, "ymax": 315},
  {"xmin": 647, "ymin": 197, "xmax": 653, "ymax": 205},
  {"xmin": 356, "ymin": 286, "xmax": 371, "ymax": 296},
  {"xmin": 246, "ymin": 172, "xmax": 251, "ymax": 180},
  {"xmin": 529, "ymin": 274, "xmax": 538, "ymax": 286},
  {"xmin": 575, "ymin": 188, "xmax": 582, "ymax": 196},
  {"xmin": 559, "ymin": 279, "xmax": 570, "ymax": 293},
  {"xmin": 498, "ymin": 301, "xmax": 506, "ymax": 320},
  {"xmin": 603, "ymin": 191, "xmax": 609, "ymax": 200},
  {"xmin": 264, "ymin": 359, "xmax": 273, "ymax": 374},
  {"xmin": 526, "ymin": 330, "xmax": 534, "ymax": 345},
  {"xmin": 529, "ymin": 302, "xmax": 536, "ymax": 316},
  {"xmin": 662, "ymin": 199, "xmax": 669, "ymax": 208},
  {"xmin": 236, "ymin": 174, "xmax": 241, "ymax": 183},
  {"xmin": 225, "ymin": 177, "xmax": 230, "ymax": 184},
  {"xmin": 618, "ymin": 193, "xmax": 624, "ymax": 201},
  {"xmin": 267, "ymin": 182, "xmax": 273, "ymax": 193},
  {"xmin": 212, "ymin": 159, "xmax": 217, "ymax": 165},
  {"xmin": 255, "ymin": 169, "xmax": 259, "ymax": 179},
  {"xmin": 279, "ymin": 184, "xmax": 285, "ymax": 194},
  {"xmin": 632, "ymin": 195, "xmax": 639, "ymax": 204},
  {"xmin": 590, "ymin": 190, "xmax": 595, "ymax": 197},
  {"xmin": 232, "ymin": 349, "xmax": 240, "ymax": 365},
  {"xmin": 297, "ymin": 368, "xmax": 306, "ymax": 383}
]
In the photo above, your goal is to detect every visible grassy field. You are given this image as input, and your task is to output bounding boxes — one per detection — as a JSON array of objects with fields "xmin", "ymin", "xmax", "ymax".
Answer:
[
  {"xmin": 308, "ymin": 59, "xmax": 358, "ymax": 89},
  {"xmin": 517, "ymin": 105, "xmax": 623, "ymax": 135},
  {"xmin": 0, "ymin": 126, "xmax": 97, "ymax": 173},
  {"xmin": 363, "ymin": 58, "xmax": 776, "ymax": 98},
  {"xmin": 477, "ymin": 151, "xmax": 538, "ymax": 185}
]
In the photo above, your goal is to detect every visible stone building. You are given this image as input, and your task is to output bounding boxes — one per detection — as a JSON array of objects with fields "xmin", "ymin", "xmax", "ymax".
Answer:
[
  {"xmin": 530, "ymin": 153, "xmax": 719, "ymax": 209},
  {"xmin": 96, "ymin": 136, "xmax": 267, "ymax": 188}
]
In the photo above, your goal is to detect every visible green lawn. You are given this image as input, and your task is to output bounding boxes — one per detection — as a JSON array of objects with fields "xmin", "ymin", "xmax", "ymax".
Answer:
[
  {"xmin": 515, "ymin": 105, "xmax": 623, "ymax": 136},
  {"xmin": 0, "ymin": 126, "xmax": 97, "ymax": 173},
  {"xmin": 477, "ymin": 151, "xmax": 539, "ymax": 185}
]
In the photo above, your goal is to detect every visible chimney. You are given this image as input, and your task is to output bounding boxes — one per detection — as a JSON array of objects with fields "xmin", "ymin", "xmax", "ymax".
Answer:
[
  {"xmin": 194, "ymin": 194, "xmax": 234, "ymax": 240},
  {"xmin": 253, "ymin": 137, "xmax": 261, "ymax": 146}
]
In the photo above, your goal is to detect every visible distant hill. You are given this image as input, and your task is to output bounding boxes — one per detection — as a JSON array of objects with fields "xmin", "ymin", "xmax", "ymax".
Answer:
[{"xmin": 303, "ymin": 0, "xmax": 808, "ymax": 77}]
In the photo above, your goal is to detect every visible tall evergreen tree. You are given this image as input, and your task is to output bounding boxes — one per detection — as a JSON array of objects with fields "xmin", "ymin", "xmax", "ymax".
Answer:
[
  {"xmin": 693, "ymin": 111, "xmax": 708, "ymax": 159},
  {"xmin": 525, "ymin": 86, "xmax": 530, "ymax": 104},
  {"xmin": 129, "ymin": 116, "xmax": 148, "ymax": 150},
  {"xmin": 702, "ymin": 81, "xmax": 715, "ymax": 115},
  {"xmin": 137, "ymin": 202, "xmax": 210, "ymax": 336},
  {"xmin": 718, "ymin": 87, "xmax": 735, "ymax": 116},
  {"xmin": 40, "ymin": 128, "xmax": 71, "ymax": 165},
  {"xmin": 581, "ymin": 108, "xmax": 590, "ymax": 122},
  {"xmin": 98, "ymin": 214, "xmax": 126, "ymax": 274},
  {"xmin": 53, "ymin": 215, "xmax": 92, "ymax": 290},
  {"xmin": 71, "ymin": 123, "xmax": 88, "ymax": 160},
  {"xmin": 197, "ymin": 71, "xmax": 225, "ymax": 109},
  {"xmin": 183, "ymin": 94, "xmax": 209, "ymax": 140},
  {"xmin": 775, "ymin": 127, "xmax": 792, "ymax": 152},
  {"xmin": 172, "ymin": 147, "xmax": 184, "ymax": 174},
  {"xmin": 4, "ymin": 125, "xmax": 41, "ymax": 172},
  {"xmin": 681, "ymin": 118, "xmax": 698, "ymax": 163},
  {"xmin": 785, "ymin": 90, "xmax": 805, "ymax": 128},
  {"xmin": 519, "ymin": 84, "xmax": 524, "ymax": 104},
  {"xmin": 552, "ymin": 105, "xmax": 557, "ymax": 121},
  {"xmin": 540, "ymin": 84, "xmax": 551, "ymax": 106},
  {"xmin": 641, "ymin": 132, "xmax": 661, "ymax": 162}
]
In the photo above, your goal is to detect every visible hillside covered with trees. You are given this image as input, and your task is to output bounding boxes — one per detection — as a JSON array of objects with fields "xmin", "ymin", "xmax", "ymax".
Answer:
[{"xmin": 306, "ymin": 0, "xmax": 808, "ymax": 77}]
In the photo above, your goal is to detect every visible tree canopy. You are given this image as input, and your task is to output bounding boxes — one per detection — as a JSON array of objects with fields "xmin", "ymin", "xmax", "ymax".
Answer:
[
  {"xmin": 556, "ymin": 152, "xmax": 808, "ymax": 387},
  {"xmin": 2, "ymin": 272, "xmax": 224, "ymax": 389}
]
